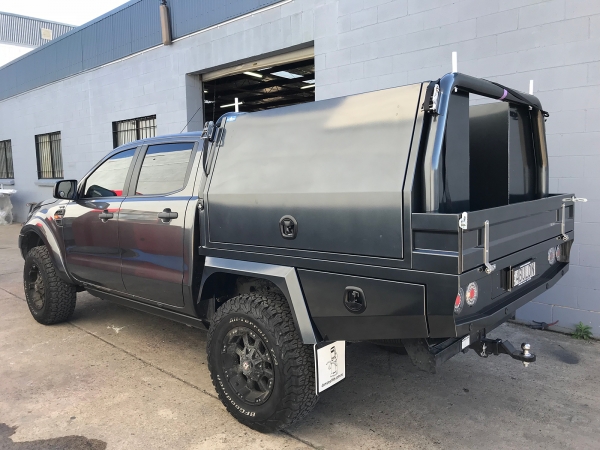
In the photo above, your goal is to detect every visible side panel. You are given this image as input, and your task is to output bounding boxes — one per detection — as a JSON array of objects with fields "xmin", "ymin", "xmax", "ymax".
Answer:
[
  {"xmin": 207, "ymin": 84, "xmax": 422, "ymax": 259},
  {"xmin": 297, "ymin": 269, "xmax": 428, "ymax": 341}
]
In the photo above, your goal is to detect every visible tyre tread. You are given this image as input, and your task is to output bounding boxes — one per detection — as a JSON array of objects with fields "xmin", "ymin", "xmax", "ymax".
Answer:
[{"xmin": 24, "ymin": 246, "xmax": 76, "ymax": 324}]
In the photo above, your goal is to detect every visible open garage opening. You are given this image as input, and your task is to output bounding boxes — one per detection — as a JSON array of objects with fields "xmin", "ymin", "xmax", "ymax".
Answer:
[{"xmin": 202, "ymin": 58, "xmax": 315, "ymax": 123}]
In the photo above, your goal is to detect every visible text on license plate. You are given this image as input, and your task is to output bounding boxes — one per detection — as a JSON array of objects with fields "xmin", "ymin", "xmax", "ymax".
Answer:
[{"xmin": 513, "ymin": 261, "xmax": 536, "ymax": 287}]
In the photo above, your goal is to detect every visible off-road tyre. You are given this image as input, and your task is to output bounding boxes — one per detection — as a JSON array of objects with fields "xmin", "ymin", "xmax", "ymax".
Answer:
[
  {"xmin": 207, "ymin": 292, "xmax": 318, "ymax": 432},
  {"xmin": 23, "ymin": 246, "xmax": 77, "ymax": 324}
]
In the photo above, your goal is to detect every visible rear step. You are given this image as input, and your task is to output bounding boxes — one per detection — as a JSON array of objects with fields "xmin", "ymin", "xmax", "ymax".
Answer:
[{"xmin": 402, "ymin": 337, "xmax": 536, "ymax": 373}]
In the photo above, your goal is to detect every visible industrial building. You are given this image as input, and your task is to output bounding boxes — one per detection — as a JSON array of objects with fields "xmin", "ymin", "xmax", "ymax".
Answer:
[{"xmin": 0, "ymin": 0, "xmax": 599, "ymax": 331}]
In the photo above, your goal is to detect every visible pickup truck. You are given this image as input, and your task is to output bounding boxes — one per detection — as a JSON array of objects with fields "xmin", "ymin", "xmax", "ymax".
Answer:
[{"xmin": 19, "ymin": 73, "xmax": 582, "ymax": 432}]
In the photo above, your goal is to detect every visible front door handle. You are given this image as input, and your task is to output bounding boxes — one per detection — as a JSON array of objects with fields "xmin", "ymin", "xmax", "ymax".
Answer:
[
  {"xmin": 158, "ymin": 208, "xmax": 178, "ymax": 223},
  {"xmin": 98, "ymin": 210, "xmax": 114, "ymax": 222}
]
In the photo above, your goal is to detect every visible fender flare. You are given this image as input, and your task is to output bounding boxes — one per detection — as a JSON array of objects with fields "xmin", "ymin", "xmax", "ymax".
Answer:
[
  {"xmin": 19, "ymin": 222, "xmax": 75, "ymax": 284},
  {"xmin": 200, "ymin": 257, "xmax": 318, "ymax": 345}
]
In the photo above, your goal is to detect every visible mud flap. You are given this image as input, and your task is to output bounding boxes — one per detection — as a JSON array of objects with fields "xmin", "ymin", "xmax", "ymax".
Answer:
[{"xmin": 314, "ymin": 341, "xmax": 346, "ymax": 394}]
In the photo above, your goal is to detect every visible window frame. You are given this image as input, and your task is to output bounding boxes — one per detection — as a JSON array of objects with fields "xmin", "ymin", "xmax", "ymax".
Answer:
[
  {"xmin": 127, "ymin": 141, "xmax": 198, "ymax": 198},
  {"xmin": 35, "ymin": 131, "xmax": 63, "ymax": 180},
  {"xmin": 112, "ymin": 115, "xmax": 157, "ymax": 149},
  {"xmin": 77, "ymin": 146, "xmax": 141, "ymax": 200},
  {"xmin": 0, "ymin": 139, "xmax": 14, "ymax": 179}
]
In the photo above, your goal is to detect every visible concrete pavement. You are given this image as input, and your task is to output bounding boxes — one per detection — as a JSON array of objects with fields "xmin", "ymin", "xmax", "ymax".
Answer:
[{"xmin": 1, "ymin": 223, "xmax": 600, "ymax": 449}]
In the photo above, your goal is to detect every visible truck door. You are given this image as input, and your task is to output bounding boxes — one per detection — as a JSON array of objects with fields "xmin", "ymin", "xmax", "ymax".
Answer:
[
  {"xmin": 118, "ymin": 141, "xmax": 197, "ymax": 307},
  {"xmin": 62, "ymin": 148, "xmax": 138, "ymax": 291}
]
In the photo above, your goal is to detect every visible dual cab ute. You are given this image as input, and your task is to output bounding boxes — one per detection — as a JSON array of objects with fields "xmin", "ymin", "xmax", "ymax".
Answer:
[{"xmin": 19, "ymin": 73, "xmax": 582, "ymax": 431}]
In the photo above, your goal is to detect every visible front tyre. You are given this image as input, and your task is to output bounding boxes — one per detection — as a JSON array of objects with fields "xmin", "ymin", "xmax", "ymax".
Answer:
[
  {"xmin": 23, "ymin": 246, "xmax": 77, "ymax": 324},
  {"xmin": 207, "ymin": 293, "xmax": 318, "ymax": 432}
]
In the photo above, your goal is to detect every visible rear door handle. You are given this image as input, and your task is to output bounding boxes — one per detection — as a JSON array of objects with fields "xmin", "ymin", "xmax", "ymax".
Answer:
[
  {"xmin": 98, "ymin": 210, "xmax": 114, "ymax": 222},
  {"xmin": 158, "ymin": 208, "xmax": 178, "ymax": 222}
]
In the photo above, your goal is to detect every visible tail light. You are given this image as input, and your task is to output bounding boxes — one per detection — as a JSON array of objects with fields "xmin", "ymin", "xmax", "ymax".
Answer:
[
  {"xmin": 454, "ymin": 288, "xmax": 465, "ymax": 314},
  {"xmin": 555, "ymin": 244, "xmax": 562, "ymax": 262},
  {"xmin": 548, "ymin": 246, "xmax": 556, "ymax": 265},
  {"xmin": 465, "ymin": 282, "xmax": 479, "ymax": 306}
]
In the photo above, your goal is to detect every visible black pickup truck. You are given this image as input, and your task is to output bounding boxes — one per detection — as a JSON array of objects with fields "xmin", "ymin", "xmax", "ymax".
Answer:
[{"xmin": 19, "ymin": 73, "xmax": 583, "ymax": 431}]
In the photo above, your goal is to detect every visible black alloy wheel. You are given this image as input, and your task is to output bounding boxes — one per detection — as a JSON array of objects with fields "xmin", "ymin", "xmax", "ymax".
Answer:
[{"xmin": 221, "ymin": 326, "xmax": 275, "ymax": 405}]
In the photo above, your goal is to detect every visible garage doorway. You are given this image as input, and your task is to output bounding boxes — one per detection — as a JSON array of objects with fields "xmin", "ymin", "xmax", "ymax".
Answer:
[{"xmin": 202, "ymin": 57, "xmax": 315, "ymax": 123}]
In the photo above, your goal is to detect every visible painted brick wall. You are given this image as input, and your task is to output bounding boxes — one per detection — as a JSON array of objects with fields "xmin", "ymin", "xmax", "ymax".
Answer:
[{"xmin": 314, "ymin": 0, "xmax": 600, "ymax": 333}]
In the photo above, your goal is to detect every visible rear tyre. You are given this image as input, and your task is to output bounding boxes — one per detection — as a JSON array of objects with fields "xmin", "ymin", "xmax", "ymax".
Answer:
[
  {"xmin": 207, "ymin": 292, "xmax": 318, "ymax": 432},
  {"xmin": 23, "ymin": 246, "xmax": 76, "ymax": 324}
]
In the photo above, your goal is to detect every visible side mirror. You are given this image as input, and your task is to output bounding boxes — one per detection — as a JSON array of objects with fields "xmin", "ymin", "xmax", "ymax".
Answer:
[{"xmin": 53, "ymin": 180, "xmax": 77, "ymax": 200}]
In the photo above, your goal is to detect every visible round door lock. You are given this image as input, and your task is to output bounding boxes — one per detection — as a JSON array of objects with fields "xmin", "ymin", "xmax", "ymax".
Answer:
[{"xmin": 344, "ymin": 286, "xmax": 366, "ymax": 314}]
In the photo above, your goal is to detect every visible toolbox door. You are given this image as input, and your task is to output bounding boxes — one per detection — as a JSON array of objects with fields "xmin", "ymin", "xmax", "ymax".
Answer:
[{"xmin": 206, "ymin": 83, "xmax": 422, "ymax": 260}]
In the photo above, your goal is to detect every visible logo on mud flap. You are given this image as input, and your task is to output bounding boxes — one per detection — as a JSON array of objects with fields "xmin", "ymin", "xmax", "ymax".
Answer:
[{"xmin": 326, "ymin": 346, "xmax": 338, "ymax": 377}]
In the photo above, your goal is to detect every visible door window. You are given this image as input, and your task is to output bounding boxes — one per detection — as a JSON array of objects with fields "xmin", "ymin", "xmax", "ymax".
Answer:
[
  {"xmin": 134, "ymin": 142, "xmax": 194, "ymax": 196},
  {"xmin": 82, "ymin": 149, "xmax": 136, "ymax": 198}
]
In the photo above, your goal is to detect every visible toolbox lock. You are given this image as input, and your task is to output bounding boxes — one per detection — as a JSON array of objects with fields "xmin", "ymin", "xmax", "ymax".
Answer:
[
  {"xmin": 344, "ymin": 287, "xmax": 366, "ymax": 314},
  {"xmin": 279, "ymin": 215, "xmax": 298, "ymax": 239}
]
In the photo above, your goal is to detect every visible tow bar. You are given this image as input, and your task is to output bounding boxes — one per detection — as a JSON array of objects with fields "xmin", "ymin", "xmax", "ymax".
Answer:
[{"xmin": 471, "ymin": 338, "xmax": 536, "ymax": 367}]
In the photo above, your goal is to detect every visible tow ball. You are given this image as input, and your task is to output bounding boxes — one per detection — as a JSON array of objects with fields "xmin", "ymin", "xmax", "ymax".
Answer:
[{"xmin": 470, "ymin": 338, "xmax": 536, "ymax": 367}]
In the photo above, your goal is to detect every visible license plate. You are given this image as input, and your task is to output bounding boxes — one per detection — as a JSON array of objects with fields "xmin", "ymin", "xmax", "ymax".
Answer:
[{"xmin": 512, "ymin": 261, "xmax": 536, "ymax": 287}]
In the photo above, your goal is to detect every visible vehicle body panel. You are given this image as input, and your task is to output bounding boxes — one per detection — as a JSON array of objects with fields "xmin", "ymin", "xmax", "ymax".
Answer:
[{"xmin": 62, "ymin": 197, "xmax": 125, "ymax": 290}]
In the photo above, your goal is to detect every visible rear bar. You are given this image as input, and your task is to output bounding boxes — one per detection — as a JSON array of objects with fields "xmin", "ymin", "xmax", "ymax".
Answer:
[{"xmin": 455, "ymin": 261, "xmax": 568, "ymax": 337}]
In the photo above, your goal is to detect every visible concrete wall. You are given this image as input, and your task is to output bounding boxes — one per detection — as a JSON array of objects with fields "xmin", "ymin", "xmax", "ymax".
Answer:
[{"xmin": 0, "ymin": 0, "xmax": 599, "ymax": 332}]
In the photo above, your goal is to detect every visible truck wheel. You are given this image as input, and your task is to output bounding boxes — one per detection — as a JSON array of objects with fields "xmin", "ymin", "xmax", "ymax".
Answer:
[
  {"xmin": 207, "ymin": 292, "xmax": 318, "ymax": 432},
  {"xmin": 23, "ymin": 246, "xmax": 76, "ymax": 325}
]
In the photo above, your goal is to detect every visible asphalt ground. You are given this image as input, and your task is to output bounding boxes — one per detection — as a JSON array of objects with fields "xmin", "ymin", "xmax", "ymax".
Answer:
[{"xmin": 1, "ymin": 223, "xmax": 600, "ymax": 449}]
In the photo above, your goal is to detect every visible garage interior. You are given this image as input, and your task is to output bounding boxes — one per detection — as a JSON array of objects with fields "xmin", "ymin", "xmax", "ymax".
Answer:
[{"xmin": 202, "ymin": 57, "xmax": 315, "ymax": 123}]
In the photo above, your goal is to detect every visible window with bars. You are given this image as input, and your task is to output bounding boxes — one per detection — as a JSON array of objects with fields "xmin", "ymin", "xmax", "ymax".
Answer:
[
  {"xmin": 35, "ymin": 132, "xmax": 63, "ymax": 179},
  {"xmin": 0, "ymin": 140, "xmax": 14, "ymax": 179},
  {"xmin": 112, "ymin": 115, "xmax": 156, "ymax": 148}
]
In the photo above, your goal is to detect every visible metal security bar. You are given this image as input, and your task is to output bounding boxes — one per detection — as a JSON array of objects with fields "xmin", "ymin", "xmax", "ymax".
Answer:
[
  {"xmin": 0, "ymin": 140, "xmax": 14, "ymax": 179},
  {"xmin": 35, "ymin": 132, "xmax": 63, "ymax": 179},
  {"xmin": 112, "ymin": 115, "xmax": 156, "ymax": 148}
]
